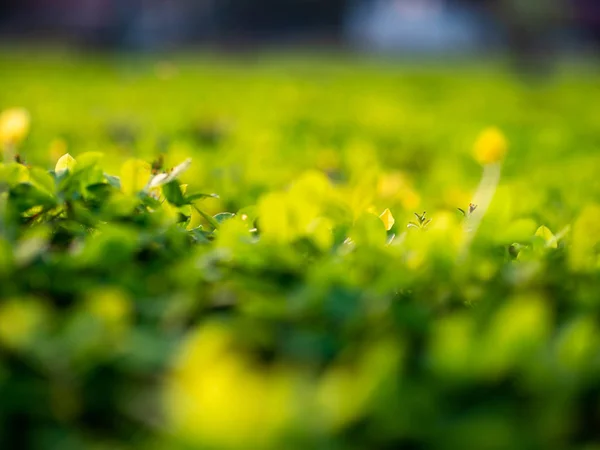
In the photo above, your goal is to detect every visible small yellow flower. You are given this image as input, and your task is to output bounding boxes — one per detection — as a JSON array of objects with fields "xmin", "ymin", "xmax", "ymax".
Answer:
[
  {"xmin": 0, "ymin": 108, "xmax": 30, "ymax": 146},
  {"xmin": 473, "ymin": 127, "xmax": 508, "ymax": 165}
]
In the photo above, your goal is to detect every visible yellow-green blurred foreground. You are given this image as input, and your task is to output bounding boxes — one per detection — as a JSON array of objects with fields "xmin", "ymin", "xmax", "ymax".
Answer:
[{"xmin": 0, "ymin": 51, "xmax": 599, "ymax": 449}]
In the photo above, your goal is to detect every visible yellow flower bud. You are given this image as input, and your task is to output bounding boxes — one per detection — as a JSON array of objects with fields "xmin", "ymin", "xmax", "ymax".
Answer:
[
  {"xmin": 0, "ymin": 108, "xmax": 30, "ymax": 146},
  {"xmin": 473, "ymin": 127, "xmax": 508, "ymax": 165}
]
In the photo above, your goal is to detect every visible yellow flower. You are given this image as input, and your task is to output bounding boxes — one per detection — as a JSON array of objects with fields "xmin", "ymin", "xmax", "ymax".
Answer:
[
  {"xmin": 0, "ymin": 108, "xmax": 30, "ymax": 146},
  {"xmin": 473, "ymin": 127, "xmax": 508, "ymax": 165}
]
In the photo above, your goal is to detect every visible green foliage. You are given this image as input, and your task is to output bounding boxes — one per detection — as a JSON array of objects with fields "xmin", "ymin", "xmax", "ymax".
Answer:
[{"xmin": 0, "ymin": 53, "xmax": 599, "ymax": 450}]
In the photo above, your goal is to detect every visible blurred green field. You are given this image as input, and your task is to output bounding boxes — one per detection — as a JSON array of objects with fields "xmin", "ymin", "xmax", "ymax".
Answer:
[
  {"xmin": 2, "ymin": 51, "xmax": 599, "ymax": 218},
  {"xmin": 1, "ymin": 51, "xmax": 600, "ymax": 450}
]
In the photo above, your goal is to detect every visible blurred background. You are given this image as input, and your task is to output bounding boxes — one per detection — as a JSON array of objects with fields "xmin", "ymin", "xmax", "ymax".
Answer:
[
  {"xmin": 1, "ymin": 3, "xmax": 600, "ymax": 450},
  {"xmin": 1, "ymin": 0, "xmax": 599, "ymax": 57}
]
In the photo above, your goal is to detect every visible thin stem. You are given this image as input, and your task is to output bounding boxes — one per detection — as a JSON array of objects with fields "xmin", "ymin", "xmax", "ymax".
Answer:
[
  {"xmin": 193, "ymin": 204, "xmax": 220, "ymax": 230},
  {"xmin": 460, "ymin": 163, "xmax": 502, "ymax": 260}
]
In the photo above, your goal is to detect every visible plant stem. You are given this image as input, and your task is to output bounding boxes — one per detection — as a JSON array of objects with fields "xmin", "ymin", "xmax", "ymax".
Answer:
[
  {"xmin": 193, "ymin": 205, "xmax": 220, "ymax": 230},
  {"xmin": 460, "ymin": 163, "xmax": 502, "ymax": 259}
]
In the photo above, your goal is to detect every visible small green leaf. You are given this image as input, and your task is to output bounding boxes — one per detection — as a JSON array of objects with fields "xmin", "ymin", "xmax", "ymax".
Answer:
[
  {"xmin": 535, "ymin": 225, "xmax": 558, "ymax": 249},
  {"xmin": 104, "ymin": 174, "xmax": 121, "ymax": 188},
  {"xmin": 189, "ymin": 227, "xmax": 212, "ymax": 243},
  {"xmin": 162, "ymin": 181, "xmax": 186, "ymax": 207},
  {"xmin": 74, "ymin": 152, "xmax": 104, "ymax": 171},
  {"xmin": 86, "ymin": 183, "xmax": 115, "ymax": 203},
  {"xmin": 140, "ymin": 192, "xmax": 162, "ymax": 209},
  {"xmin": 214, "ymin": 212, "xmax": 236, "ymax": 224},
  {"xmin": 29, "ymin": 167, "xmax": 55, "ymax": 195},
  {"xmin": 498, "ymin": 218, "xmax": 537, "ymax": 244},
  {"xmin": 55, "ymin": 153, "xmax": 77, "ymax": 175},
  {"xmin": 0, "ymin": 162, "xmax": 29, "ymax": 186},
  {"xmin": 9, "ymin": 183, "xmax": 56, "ymax": 213},
  {"xmin": 186, "ymin": 192, "xmax": 219, "ymax": 202},
  {"xmin": 193, "ymin": 205, "xmax": 220, "ymax": 230}
]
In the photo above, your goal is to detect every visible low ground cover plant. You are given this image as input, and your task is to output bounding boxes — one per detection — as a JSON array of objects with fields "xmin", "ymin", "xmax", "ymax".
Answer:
[{"xmin": 0, "ymin": 54, "xmax": 599, "ymax": 449}]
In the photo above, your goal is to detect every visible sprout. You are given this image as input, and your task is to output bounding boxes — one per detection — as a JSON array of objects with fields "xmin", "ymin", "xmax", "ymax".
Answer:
[
  {"xmin": 408, "ymin": 211, "xmax": 431, "ymax": 230},
  {"xmin": 458, "ymin": 203, "xmax": 478, "ymax": 217},
  {"xmin": 146, "ymin": 158, "xmax": 192, "ymax": 190}
]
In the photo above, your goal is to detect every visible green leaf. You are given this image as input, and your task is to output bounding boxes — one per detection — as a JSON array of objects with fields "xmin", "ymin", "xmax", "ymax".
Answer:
[
  {"xmin": 186, "ymin": 192, "xmax": 219, "ymax": 202},
  {"xmin": 193, "ymin": 205, "xmax": 220, "ymax": 230},
  {"xmin": 214, "ymin": 212, "xmax": 236, "ymax": 224},
  {"xmin": 498, "ymin": 218, "xmax": 537, "ymax": 244},
  {"xmin": 162, "ymin": 181, "xmax": 186, "ymax": 207},
  {"xmin": 55, "ymin": 153, "xmax": 77, "ymax": 175},
  {"xmin": 74, "ymin": 152, "xmax": 104, "ymax": 171},
  {"xmin": 70, "ymin": 164, "xmax": 105, "ymax": 188},
  {"xmin": 9, "ymin": 183, "xmax": 56, "ymax": 213},
  {"xmin": 140, "ymin": 192, "xmax": 162, "ymax": 209},
  {"xmin": 535, "ymin": 225, "xmax": 558, "ymax": 249},
  {"xmin": 70, "ymin": 201, "xmax": 97, "ymax": 227},
  {"xmin": 104, "ymin": 174, "xmax": 121, "ymax": 188},
  {"xmin": 189, "ymin": 227, "xmax": 212, "ymax": 243},
  {"xmin": 28, "ymin": 167, "xmax": 55, "ymax": 195},
  {"xmin": 0, "ymin": 162, "xmax": 29, "ymax": 186},
  {"xmin": 86, "ymin": 183, "xmax": 115, "ymax": 203}
]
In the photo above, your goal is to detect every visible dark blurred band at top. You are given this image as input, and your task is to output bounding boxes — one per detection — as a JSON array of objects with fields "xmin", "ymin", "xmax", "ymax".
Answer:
[{"xmin": 0, "ymin": 0, "xmax": 599, "ymax": 54}]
